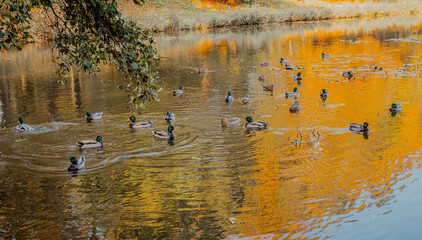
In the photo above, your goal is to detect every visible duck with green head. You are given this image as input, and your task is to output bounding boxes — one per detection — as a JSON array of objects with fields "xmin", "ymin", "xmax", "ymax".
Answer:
[
  {"xmin": 129, "ymin": 116, "xmax": 151, "ymax": 129},
  {"xmin": 285, "ymin": 87, "xmax": 299, "ymax": 97},
  {"xmin": 173, "ymin": 86, "xmax": 183, "ymax": 96},
  {"xmin": 77, "ymin": 136, "xmax": 103, "ymax": 149},
  {"xmin": 153, "ymin": 125, "xmax": 175, "ymax": 140},
  {"xmin": 292, "ymin": 72, "xmax": 302, "ymax": 81},
  {"xmin": 225, "ymin": 91, "xmax": 234, "ymax": 102},
  {"xmin": 349, "ymin": 122, "xmax": 369, "ymax": 133},
  {"xmin": 86, "ymin": 112, "xmax": 103, "ymax": 122},
  {"xmin": 280, "ymin": 58, "xmax": 289, "ymax": 63},
  {"xmin": 320, "ymin": 89, "xmax": 328, "ymax": 100},
  {"xmin": 15, "ymin": 117, "xmax": 34, "ymax": 132},
  {"xmin": 165, "ymin": 112, "xmax": 175, "ymax": 121},
  {"xmin": 322, "ymin": 53, "xmax": 331, "ymax": 58},
  {"xmin": 389, "ymin": 103, "xmax": 401, "ymax": 113},
  {"xmin": 245, "ymin": 116, "xmax": 268, "ymax": 129},
  {"xmin": 68, "ymin": 156, "xmax": 85, "ymax": 171}
]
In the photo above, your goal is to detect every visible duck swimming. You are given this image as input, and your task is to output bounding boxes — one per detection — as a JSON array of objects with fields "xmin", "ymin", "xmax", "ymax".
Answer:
[
  {"xmin": 280, "ymin": 58, "xmax": 289, "ymax": 63},
  {"xmin": 129, "ymin": 116, "xmax": 152, "ymax": 129},
  {"xmin": 320, "ymin": 89, "xmax": 328, "ymax": 100},
  {"xmin": 245, "ymin": 116, "xmax": 268, "ymax": 129},
  {"xmin": 221, "ymin": 117, "xmax": 241, "ymax": 126},
  {"xmin": 349, "ymin": 122, "xmax": 369, "ymax": 133},
  {"xmin": 242, "ymin": 96, "xmax": 251, "ymax": 103},
  {"xmin": 173, "ymin": 86, "xmax": 183, "ymax": 96},
  {"xmin": 285, "ymin": 87, "xmax": 299, "ymax": 97},
  {"xmin": 225, "ymin": 91, "xmax": 234, "ymax": 102},
  {"xmin": 153, "ymin": 125, "xmax": 175, "ymax": 140},
  {"xmin": 289, "ymin": 101, "xmax": 300, "ymax": 112},
  {"xmin": 77, "ymin": 136, "xmax": 103, "ymax": 149},
  {"xmin": 322, "ymin": 53, "xmax": 331, "ymax": 58},
  {"xmin": 258, "ymin": 75, "xmax": 265, "ymax": 81},
  {"xmin": 342, "ymin": 71, "xmax": 353, "ymax": 78},
  {"xmin": 15, "ymin": 118, "xmax": 34, "ymax": 132},
  {"xmin": 263, "ymin": 85, "xmax": 273, "ymax": 92},
  {"xmin": 389, "ymin": 103, "xmax": 401, "ymax": 113},
  {"xmin": 292, "ymin": 72, "xmax": 302, "ymax": 81},
  {"xmin": 165, "ymin": 112, "xmax": 175, "ymax": 121},
  {"xmin": 68, "ymin": 156, "xmax": 85, "ymax": 171},
  {"xmin": 285, "ymin": 61, "xmax": 294, "ymax": 70},
  {"xmin": 86, "ymin": 112, "xmax": 103, "ymax": 122}
]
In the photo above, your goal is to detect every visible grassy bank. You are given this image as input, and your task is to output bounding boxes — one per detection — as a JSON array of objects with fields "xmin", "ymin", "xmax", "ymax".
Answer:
[{"xmin": 119, "ymin": 0, "xmax": 422, "ymax": 32}]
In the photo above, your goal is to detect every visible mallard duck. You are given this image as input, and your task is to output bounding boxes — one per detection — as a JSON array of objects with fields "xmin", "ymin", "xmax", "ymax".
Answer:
[
  {"xmin": 349, "ymin": 122, "xmax": 369, "ymax": 132},
  {"xmin": 285, "ymin": 87, "xmax": 299, "ymax": 97},
  {"xmin": 258, "ymin": 75, "xmax": 265, "ymax": 81},
  {"xmin": 342, "ymin": 71, "xmax": 353, "ymax": 78},
  {"xmin": 320, "ymin": 89, "xmax": 329, "ymax": 100},
  {"xmin": 165, "ymin": 112, "xmax": 175, "ymax": 121},
  {"xmin": 77, "ymin": 136, "xmax": 103, "ymax": 149},
  {"xmin": 225, "ymin": 91, "xmax": 234, "ymax": 102},
  {"xmin": 261, "ymin": 62, "xmax": 270, "ymax": 66},
  {"xmin": 280, "ymin": 58, "xmax": 289, "ymax": 63},
  {"xmin": 198, "ymin": 68, "xmax": 208, "ymax": 73},
  {"xmin": 322, "ymin": 53, "xmax": 331, "ymax": 58},
  {"xmin": 221, "ymin": 117, "xmax": 241, "ymax": 126},
  {"xmin": 153, "ymin": 125, "xmax": 175, "ymax": 140},
  {"xmin": 245, "ymin": 116, "xmax": 268, "ymax": 129},
  {"xmin": 129, "ymin": 116, "xmax": 151, "ymax": 129},
  {"xmin": 285, "ymin": 61, "xmax": 294, "ymax": 70},
  {"xmin": 15, "ymin": 118, "xmax": 34, "ymax": 132},
  {"xmin": 263, "ymin": 85, "xmax": 273, "ymax": 92},
  {"xmin": 389, "ymin": 103, "xmax": 401, "ymax": 113},
  {"xmin": 68, "ymin": 156, "xmax": 85, "ymax": 171},
  {"xmin": 292, "ymin": 72, "xmax": 302, "ymax": 81},
  {"xmin": 242, "ymin": 96, "xmax": 251, "ymax": 103},
  {"xmin": 86, "ymin": 112, "xmax": 103, "ymax": 122},
  {"xmin": 289, "ymin": 101, "xmax": 300, "ymax": 112},
  {"xmin": 173, "ymin": 86, "xmax": 183, "ymax": 96}
]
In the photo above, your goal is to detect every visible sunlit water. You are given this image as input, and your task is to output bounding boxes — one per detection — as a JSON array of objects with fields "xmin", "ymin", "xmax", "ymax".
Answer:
[{"xmin": 0, "ymin": 16, "xmax": 422, "ymax": 239}]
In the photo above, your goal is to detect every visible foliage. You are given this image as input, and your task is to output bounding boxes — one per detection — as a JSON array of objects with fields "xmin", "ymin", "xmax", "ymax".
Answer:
[{"xmin": 0, "ymin": 0, "xmax": 161, "ymax": 111}]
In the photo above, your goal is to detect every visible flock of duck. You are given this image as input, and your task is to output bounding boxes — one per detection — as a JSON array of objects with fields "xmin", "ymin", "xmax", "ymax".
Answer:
[{"xmin": 7, "ymin": 53, "xmax": 403, "ymax": 171}]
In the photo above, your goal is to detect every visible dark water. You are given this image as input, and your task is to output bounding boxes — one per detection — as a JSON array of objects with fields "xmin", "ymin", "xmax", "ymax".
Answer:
[{"xmin": 0, "ymin": 16, "xmax": 422, "ymax": 239}]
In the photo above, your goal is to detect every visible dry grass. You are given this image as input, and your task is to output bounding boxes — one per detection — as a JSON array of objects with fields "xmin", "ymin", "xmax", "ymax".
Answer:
[{"xmin": 120, "ymin": 0, "xmax": 422, "ymax": 32}]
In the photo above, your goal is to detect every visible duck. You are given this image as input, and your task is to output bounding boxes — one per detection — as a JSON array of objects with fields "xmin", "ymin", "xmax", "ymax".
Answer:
[
  {"xmin": 68, "ymin": 156, "xmax": 85, "ymax": 171},
  {"xmin": 242, "ymin": 96, "xmax": 251, "ymax": 103},
  {"xmin": 285, "ymin": 87, "xmax": 299, "ymax": 97},
  {"xmin": 153, "ymin": 125, "xmax": 175, "ymax": 140},
  {"xmin": 15, "ymin": 118, "xmax": 34, "ymax": 132},
  {"xmin": 374, "ymin": 65, "xmax": 383, "ymax": 71},
  {"xmin": 225, "ymin": 91, "xmax": 234, "ymax": 102},
  {"xmin": 173, "ymin": 86, "xmax": 183, "ymax": 96},
  {"xmin": 289, "ymin": 101, "xmax": 300, "ymax": 112},
  {"xmin": 285, "ymin": 61, "xmax": 294, "ymax": 70},
  {"xmin": 342, "ymin": 71, "xmax": 353, "ymax": 78},
  {"xmin": 263, "ymin": 85, "xmax": 273, "ymax": 92},
  {"xmin": 261, "ymin": 62, "xmax": 270, "ymax": 66},
  {"xmin": 86, "ymin": 112, "xmax": 103, "ymax": 122},
  {"xmin": 129, "ymin": 116, "xmax": 151, "ymax": 129},
  {"xmin": 245, "ymin": 116, "xmax": 268, "ymax": 129},
  {"xmin": 349, "ymin": 122, "xmax": 369, "ymax": 133},
  {"xmin": 258, "ymin": 75, "xmax": 265, "ymax": 81},
  {"xmin": 320, "ymin": 89, "xmax": 329, "ymax": 100},
  {"xmin": 165, "ymin": 112, "xmax": 175, "ymax": 121},
  {"xmin": 221, "ymin": 117, "xmax": 241, "ymax": 126},
  {"xmin": 77, "ymin": 136, "xmax": 103, "ymax": 149},
  {"xmin": 280, "ymin": 58, "xmax": 289, "ymax": 63},
  {"xmin": 322, "ymin": 53, "xmax": 331, "ymax": 58},
  {"xmin": 292, "ymin": 72, "xmax": 302, "ymax": 81},
  {"xmin": 198, "ymin": 68, "xmax": 208, "ymax": 73},
  {"xmin": 389, "ymin": 103, "xmax": 401, "ymax": 113}
]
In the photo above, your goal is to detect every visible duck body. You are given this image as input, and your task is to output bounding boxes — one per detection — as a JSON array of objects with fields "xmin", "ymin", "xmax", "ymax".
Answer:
[
  {"xmin": 285, "ymin": 62, "xmax": 294, "ymax": 70},
  {"xmin": 258, "ymin": 75, "xmax": 265, "ymax": 81},
  {"xmin": 322, "ymin": 53, "xmax": 331, "ymax": 58},
  {"xmin": 242, "ymin": 96, "xmax": 251, "ymax": 103},
  {"xmin": 245, "ymin": 116, "xmax": 268, "ymax": 129},
  {"xmin": 289, "ymin": 102, "xmax": 300, "ymax": 112},
  {"xmin": 173, "ymin": 86, "xmax": 183, "ymax": 96},
  {"xmin": 285, "ymin": 92, "xmax": 299, "ymax": 97},
  {"xmin": 261, "ymin": 62, "xmax": 270, "ymax": 66},
  {"xmin": 342, "ymin": 71, "xmax": 353, "ymax": 78},
  {"xmin": 77, "ymin": 136, "xmax": 103, "ymax": 149},
  {"xmin": 153, "ymin": 125, "xmax": 175, "ymax": 140},
  {"xmin": 225, "ymin": 91, "xmax": 234, "ymax": 102},
  {"xmin": 68, "ymin": 157, "xmax": 85, "ymax": 171},
  {"xmin": 86, "ymin": 112, "xmax": 103, "ymax": 122},
  {"xmin": 280, "ymin": 58, "xmax": 289, "ymax": 63},
  {"xmin": 292, "ymin": 72, "xmax": 302, "ymax": 81},
  {"xmin": 320, "ymin": 89, "xmax": 329, "ymax": 100},
  {"xmin": 15, "ymin": 123, "xmax": 34, "ymax": 132},
  {"xmin": 129, "ymin": 116, "xmax": 152, "ymax": 129},
  {"xmin": 389, "ymin": 103, "xmax": 401, "ymax": 113},
  {"xmin": 263, "ymin": 85, "xmax": 273, "ymax": 92},
  {"xmin": 165, "ymin": 112, "xmax": 175, "ymax": 121},
  {"xmin": 221, "ymin": 117, "xmax": 241, "ymax": 126},
  {"xmin": 349, "ymin": 123, "xmax": 369, "ymax": 133}
]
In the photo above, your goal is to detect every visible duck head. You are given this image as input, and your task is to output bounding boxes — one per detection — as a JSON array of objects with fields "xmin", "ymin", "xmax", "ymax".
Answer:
[
  {"xmin": 293, "ymin": 87, "xmax": 298, "ymax": 92},
  {"xmin": 363, "ymin": 122, "xmax": 369, "ymax": 129},
  {"xmin": 228, "ymin": 91, "xmax": 232, "ymax": 96},
  {"xmin": 70, "ymin": 157, "xmax": 78, "ymax": 165},
  {"xmin": 168, "ymin": 125, "xmax": 175, "ymax": 133},
  {"xmin": 391, "ymin": 103, "xmax": 397, "ymax": 108},
  {"xmin": 18, "ymin": 117, "xmax": 24, "ymax": 124},
  {"xmin": 322, "ymin": 89, "xmax": 327, "ymax": 93},
  {"xmin": 178, "ymin": 86, "xmax": 182, "ymax": 90},
  {"xmin": 129, "ymin": 116, "xmax": 136, "ymax": 123},
  {"xmin": 86, "ymin": 112, "xmax": 92, "ymax": 117},
  {"xmin": 96, "ymin": 136, "xmax": 102, "ymax": 142},
  {"xmin": 246, "ymin": 116, "xmax": 253, "ymax": 123},
  {"xmin": 297, "ymin": 72, "xmax": 301, "ymax": 76}
]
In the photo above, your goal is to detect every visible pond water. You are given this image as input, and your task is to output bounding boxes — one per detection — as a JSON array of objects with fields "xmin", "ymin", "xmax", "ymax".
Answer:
[{"xmin": 0, "ymin": 16, "xmax": 422, "ymax": 239}]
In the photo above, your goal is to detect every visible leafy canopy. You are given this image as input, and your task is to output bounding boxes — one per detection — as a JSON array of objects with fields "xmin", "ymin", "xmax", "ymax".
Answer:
[{"xmin": 0, "ymin": 0, "xmax": 161, "ymax": 111}]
